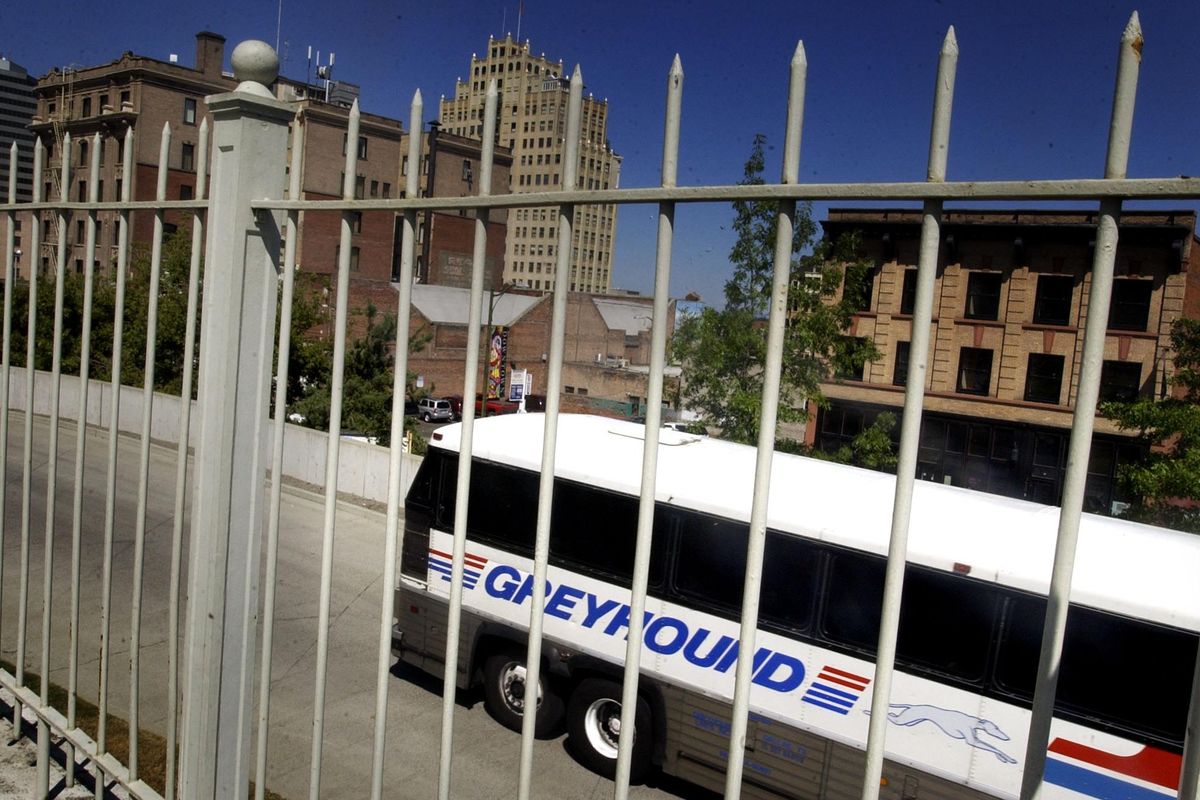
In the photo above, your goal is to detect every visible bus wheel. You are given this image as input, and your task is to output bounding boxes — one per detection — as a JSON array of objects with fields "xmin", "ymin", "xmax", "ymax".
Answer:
[
  {"xmin": 567, "ymin": 678, "xmax": 652, "ymax": 782},
  {"xmin": 482, "ymin": 651, "xmax": 564, "ymax": 737}
]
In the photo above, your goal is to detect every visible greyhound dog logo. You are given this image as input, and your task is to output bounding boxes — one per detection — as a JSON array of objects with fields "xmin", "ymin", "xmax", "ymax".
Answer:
[{"xmin": 869, "ymin": 704, "xmax": 1017, "ymax": 764}]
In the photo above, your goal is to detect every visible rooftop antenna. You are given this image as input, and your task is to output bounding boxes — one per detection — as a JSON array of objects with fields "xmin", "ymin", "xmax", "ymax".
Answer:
[
  {"xmin": 316, "ymin": 52, "xmax": 335, "ymax": 102},
  {"xmin": 516, "ymin": 1, "xmax": 524, "ymax": 43}
]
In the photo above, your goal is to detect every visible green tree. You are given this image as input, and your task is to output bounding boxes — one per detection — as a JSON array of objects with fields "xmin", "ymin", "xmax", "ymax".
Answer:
[
  {"xmin": 777, "ymin": 412, "xmax": 898, "ymax": 473},
  {"xmin": 1099, "ymin": 317, "xmax": 1200, "ymax": 531},
  {"xmin": 8, "ymin": 225, "xmax": 202, "ymax": 394},
  {"xmin": 672, "ymin": 134, "xmax": 878, "ymax": 444},
  {"xmin": 288, "ymin": 295, "xmax": 432, "ymax": 449}
]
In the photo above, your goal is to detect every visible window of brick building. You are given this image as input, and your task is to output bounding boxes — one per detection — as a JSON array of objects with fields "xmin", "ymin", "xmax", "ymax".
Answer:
[
  {"xmin": 183, "ymin": 98, "xmax": 197, "ymax": 125},
  {"xmin": 181, "ymin": 143, "xmax": 195, "ymax": 172},
  {"xmin": 964, "ymin": 272, "xmax": 1002, "ymax": 320},
  {"xmin": 899, "ymin": 269, "xmax": 918, "ymax": 315},
  {"xmin": 1108, "ymin": 279, "xmax": 1152, "ymax": 331},
  {"xmin": 851, "ymin": 267, "xmax": 877, "ymax": 312},
  {"xmin": 382, "ymin": 182, "xmax": 391, "ymax": 198},
  {"xmin": 956, "ymin": 347, "xmax": 993, "ymax": 396},
  {"xmin": 1024, "ymin": 353, "xmax": 1065, "ymax": 404},
  {"xmin": 1099, "ymin": 361, "xmax": 1142, "ymax": 402},
  {"xmin": 834, "ymin": 336, "xmax": 871, "ymax": 382},
  {"xmin": 893, "ymin": 341, "xmax": 911, "ymax": 386},
  {"xmin": 336, "ymin": 245, "xmax": 361, "ymax": 271},
  {"xmin": 1033, "ymin": 274, "xmax": 1074, "ymax": 326},
  {"xmin": 180, "ymin": 184, "xmax": 194, "ymax": 201},
  {"xmin": 82, "ymin": 97, "xmax": 92, "ymax": 117}
]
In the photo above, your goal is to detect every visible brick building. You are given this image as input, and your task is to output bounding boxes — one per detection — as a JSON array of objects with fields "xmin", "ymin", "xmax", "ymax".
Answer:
[
  {"xmin": 26, "ymin": 32, "xmax": 232, "ymax": 278},
  {"xmin": 813, "ymin": 208, "xmax": 1200, "ymax": 514},
  {"xmin": 407, "ymin": 284, "xmax": 675, "ymax": 415},
  {"xmin": 21, "ymin": 32, "xmax": 510, "ymax": 296},
  {"xmin": 412, "ymin": 122, "xmax": 511, "ymax": 290}
]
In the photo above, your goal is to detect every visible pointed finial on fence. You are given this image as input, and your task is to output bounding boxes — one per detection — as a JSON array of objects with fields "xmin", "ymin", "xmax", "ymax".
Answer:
[
  {"xmin": 792, "ymin": 40, "xmax": 807, "ymax": 68},
  {"xmin": 230, "ymin": 40, "xmax": 279, "ymax": 98},
  {"xmin": 1124, "ymin": 11, "xmax": 1143, "ymax": 58},
  {"xmin": 943, "ymin": 25, "xmax": 959, "ymax": 55}
]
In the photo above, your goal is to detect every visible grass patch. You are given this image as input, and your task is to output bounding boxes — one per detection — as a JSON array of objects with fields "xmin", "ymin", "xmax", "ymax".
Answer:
[{"xmin": 1, "ymin": 659, "xmax": 285, "ymax": 799}]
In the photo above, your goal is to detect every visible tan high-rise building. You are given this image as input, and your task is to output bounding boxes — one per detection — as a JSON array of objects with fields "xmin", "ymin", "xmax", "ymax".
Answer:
[{"xmin": 440, "ymin": 34, "xmax": 621, "ymax": 295}]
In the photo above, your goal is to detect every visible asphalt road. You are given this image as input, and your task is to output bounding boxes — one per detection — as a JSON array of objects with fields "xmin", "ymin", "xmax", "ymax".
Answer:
[{"xmin": 0, "ymin": 411, "xmax": 713, "ymax": 800}]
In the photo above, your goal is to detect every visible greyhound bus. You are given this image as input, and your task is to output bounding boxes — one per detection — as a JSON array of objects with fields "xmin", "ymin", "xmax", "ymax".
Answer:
[{"xmin": 393, "ymin": 413, "xmax": 1197, "ymax": 800}]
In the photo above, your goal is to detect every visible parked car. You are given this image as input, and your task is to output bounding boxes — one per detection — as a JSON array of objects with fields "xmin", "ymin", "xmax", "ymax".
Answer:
[
  {"xmin": 416, "ymin": 397, "xmax": 454, "ymax": 422},
  {"xmin": 445, "ymin": 394, "xmax": 522, "ymax": 419}
]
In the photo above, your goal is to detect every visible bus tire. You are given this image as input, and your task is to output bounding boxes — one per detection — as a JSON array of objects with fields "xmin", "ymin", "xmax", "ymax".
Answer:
[
  {"xmin": 482, "ymin": 650, "xmax": 564, "ymax": 738},
  {"xmin": 567, "ymin": 678, "xmax": 652, "ymax": 782}
]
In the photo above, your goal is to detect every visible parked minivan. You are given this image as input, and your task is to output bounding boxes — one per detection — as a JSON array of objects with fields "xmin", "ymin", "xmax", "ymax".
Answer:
[{"xmin": 416, "ymin": 397, "xmax": 454, "ymax": 422}]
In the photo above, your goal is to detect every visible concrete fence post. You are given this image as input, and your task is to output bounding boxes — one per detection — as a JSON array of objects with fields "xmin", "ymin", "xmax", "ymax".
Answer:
[{"xmin": 178, "ymin": 41, "xmax": 291, "ymax": 799}]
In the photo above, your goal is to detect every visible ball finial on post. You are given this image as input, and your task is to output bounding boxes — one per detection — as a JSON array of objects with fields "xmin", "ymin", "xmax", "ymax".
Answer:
[{"xmin": 230, "ymin": 40, "xmax": 279, "ymax": 97}]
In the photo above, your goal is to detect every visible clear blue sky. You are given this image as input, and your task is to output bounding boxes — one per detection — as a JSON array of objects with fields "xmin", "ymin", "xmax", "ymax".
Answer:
[{"xmin": 3, "ymin": 1, "xmax": 1197, "ymax": 305}]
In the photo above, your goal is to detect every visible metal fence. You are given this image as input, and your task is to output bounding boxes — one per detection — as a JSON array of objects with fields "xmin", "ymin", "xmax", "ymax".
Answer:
[{"xmin": 0, "ymin": 15, "xmax": 1198, "ymax": 800}]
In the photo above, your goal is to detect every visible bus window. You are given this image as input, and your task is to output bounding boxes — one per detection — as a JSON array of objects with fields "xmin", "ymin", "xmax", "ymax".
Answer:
[
  {"xmin": 436, "ymin": 454, "xmax": 459, "ymax": 529},
  {"xmin": 549, "ymin": 481, "xmax": 667, "ymax": 588},
  {"xmin": 673, "ymin": 516, "xmax": 819, "ymax": 632},
  {"xmin": 996, "ymin": 596, "xmax": 1196, "ymax": 743},
  {"xmin": 897, "ymin": 569, "xmax": 997, "ymax": 681},
  {"xmin": 822, "ymin": 555, "xmax": 995, "ymax": 682},
  {"xmin": 465, "ymin": 459, "xmax": 539, "ymax": 553},
  {"xmin": 760, "ymin": 533, "xmax": 820, "ymax": 632},
  {"xmin": 822, "ymin": 553, "xmax": 883, "ymax": 651},
  {"xmin": 673, "ymin": 513, "xmax": 747, "ymax": 615},
  {"xmin": 405, "ymin": 450, "xmax": 437, "ymax": 509}
]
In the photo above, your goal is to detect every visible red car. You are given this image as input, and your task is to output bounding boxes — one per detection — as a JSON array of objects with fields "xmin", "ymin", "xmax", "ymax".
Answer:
[{"xmin": 444, "ymin": 394, "xmax": 532, "ymax": 420}]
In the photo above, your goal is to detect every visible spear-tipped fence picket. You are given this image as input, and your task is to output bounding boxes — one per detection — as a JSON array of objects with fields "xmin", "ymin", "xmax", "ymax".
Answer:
[{"xmin": 0, "ymin": 17, "xmax": 1197, "ymax": 800}]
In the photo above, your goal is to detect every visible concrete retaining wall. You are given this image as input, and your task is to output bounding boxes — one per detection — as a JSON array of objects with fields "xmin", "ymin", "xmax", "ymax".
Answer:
[{"xmin": 5, "ymin": 367, "xmax": 421, "ymax": 504}]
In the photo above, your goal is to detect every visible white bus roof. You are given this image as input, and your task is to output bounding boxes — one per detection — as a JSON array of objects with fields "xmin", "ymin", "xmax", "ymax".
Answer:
[{"xmin": 431, "ymin": 413, "xmax": 1200, "ymax": 632}]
